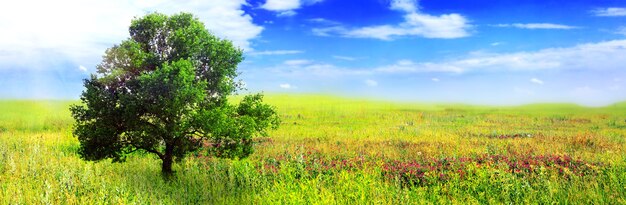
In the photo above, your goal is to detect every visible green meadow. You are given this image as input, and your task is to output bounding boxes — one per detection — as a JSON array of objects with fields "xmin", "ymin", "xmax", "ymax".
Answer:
[{"xmin": 1, "ymin": 94, "xmax": 626, "ymax": 204}]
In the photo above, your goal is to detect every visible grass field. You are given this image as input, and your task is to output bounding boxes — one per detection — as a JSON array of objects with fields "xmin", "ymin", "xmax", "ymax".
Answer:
[{"xmin": 1, "ymin": 94, "xmax": 626, "ymax": 204}]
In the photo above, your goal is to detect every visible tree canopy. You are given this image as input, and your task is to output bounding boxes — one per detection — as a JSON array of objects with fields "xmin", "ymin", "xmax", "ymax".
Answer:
[{"xmin": 70, "ymin": 12, "xmax": 279, "ymax": 176}]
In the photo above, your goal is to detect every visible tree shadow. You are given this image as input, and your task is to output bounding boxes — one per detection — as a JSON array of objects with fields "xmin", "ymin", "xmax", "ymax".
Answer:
[{"xmin": 105, "ymin": 156, "xmax": 260, "ymax": 204}]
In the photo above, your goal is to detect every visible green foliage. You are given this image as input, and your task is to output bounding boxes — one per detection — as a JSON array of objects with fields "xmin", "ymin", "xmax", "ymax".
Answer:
[
  {"xmin": 70, "ymin": 12, "xmax": 279, "ymax": 175},
  {"xmin": 202, "ymin": 94, "xmax": 281, "ymax": 159}
]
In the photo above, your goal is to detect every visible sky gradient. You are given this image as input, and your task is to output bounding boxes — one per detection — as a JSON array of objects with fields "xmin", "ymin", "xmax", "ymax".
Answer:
[{"xmin": 1, "ymin": 0, "xmax": 625, "ymax": 106}]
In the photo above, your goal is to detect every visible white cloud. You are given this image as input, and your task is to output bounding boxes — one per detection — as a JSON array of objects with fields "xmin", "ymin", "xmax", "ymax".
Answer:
[
  {"xmin": 530, "ymin": 78, "xmax": 544, "ymax": 85},
  {"xmin": 78, "ymin": 65, "xmax": 88, "ymax": 72},
  {"xmin": 431, "ymin": 78, "xmax": 440, "ymax": 82},
  {"xmin": 262, "ymin": 0, "xmax": 301, "ymax": 11},
  {"xmin": 284, "ymin": 59, "xmax": 313, "ymax": 66},
  {"xmin": 376, "ymin": 59, "xmax": 464, "ymax": 73},
  {"xmin": 347, "ymin": 13, "xmax": 470, "ymax": 40},
  {"xmin": 300, "ymin": 64, "xmax": 370, "ymax": 77},
  {"xmin": 495, "ymin": 23, "xmax": 579, "ymax": 30},
  {"xmin": 263, "ymin": 62, "xmax": 371, "ymax": 78},
  {"xmin": 342, "ymin": 25, "xmax": 407, "ymax": 40},
  {"xmin": 145, "ymin": 1, "xmax": 263, "ymax": 51},
  {"xmin": 308, "ymin": 18, "xmax": 340, "ymax": 25},
  {"xmin": 313, "ymin": 0, "xmax": 470, "ymax": 40},
  {"xmin": 0, "ymin": 0, "xmax": 263, "ymax": 70},
  {"xmin": 279, "ymin": 83, "xmax": 293, "ymax": 89},
  {"xmin": 312, "ymin": 26, "xmax": 345, "ymax": 37},
  {"xmin": 376, "ymin": 39, "xmax": 626, "ymax": 73},
  {"xmin": 592, "ymin": 7, "xmax": 626, "ymax": 17},
  {"xmin": 261, "ymin": 0, "xmax": 324, "ymax": 16},
  {"xmin": 277, "ymin": 10, "xmax": 297, "ymax": 17},
  {"xmin": 491, "ymin": 42, "xmax": 503, "ymax": 46},
  {"xmin": 248, "ymin": 50, "xmax": 304, "ymax": 56},
  {"xmin": 365, "ymin": 79, "xmax": 378, "ymax": 87},
  {"xmin": 332, "ymin": 55, "xmax": 357, "ymax": 61},
  {"xmin": 390, "ymin": 0, "xmax": 417, "ymax": 13},
  {"xmin": 259, "ymin": 40, "xmax": 626, "ymax": 82}
]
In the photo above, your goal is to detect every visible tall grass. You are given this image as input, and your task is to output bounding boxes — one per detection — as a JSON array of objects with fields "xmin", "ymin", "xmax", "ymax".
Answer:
[{"xmin": 1, "ymin": 95, "xmax": 625, "ymax": 204}]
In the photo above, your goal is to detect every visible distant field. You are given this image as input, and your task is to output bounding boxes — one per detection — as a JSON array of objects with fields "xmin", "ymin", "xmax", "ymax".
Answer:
[{"xmin": 1, "ymin": 95, "xmax": 626, "ymax": 204}]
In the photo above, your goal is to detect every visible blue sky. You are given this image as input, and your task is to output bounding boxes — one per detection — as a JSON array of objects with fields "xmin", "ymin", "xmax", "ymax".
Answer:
[{"xmin": 1, "ymin": 0, "xmax": 625, "ymax": 106}]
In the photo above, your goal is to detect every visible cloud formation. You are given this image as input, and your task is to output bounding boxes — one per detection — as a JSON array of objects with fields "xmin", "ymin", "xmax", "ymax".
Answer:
[
  {"xmin": 530, "ymin": 78, "xmax": 544, "ymax": 85},
  {"xmin": 332, "ymin": 56, "xmax": 357, "ymax": 61},
  {"xmin": 284, "ymin": 59, "xmax": 313, "ymax": 66},
  {"xmin": 495, "ymin": 23, "xmax": 579, "ymax": 30},
  {"xmin": 312, "ymin": 0, "xmax": 470, "ymax": 40},
  {"xmin": 241, "ymin": 39, "xmax": 626, "ymax": 106},
  {"xmin": 592, "ymin": 7, "xmax": 626, "ymax": 17},
  {"xmin": 262, "ymin": 0, "xmax": 301, "ymax": 11},
  {"xmin": 376, "ymin": 59, "xmax": 464, "ymax": 73},
  {"xmin": 376, "ymin": 39, "xmax": 626, "ymax": 73},
  {"xmin": 279, "ymin": 83, "xmax": 293, "ymax": 89},
  {"xmin": 277, "ymin": 10, "xmax": 298, "ymax": 17},
  {"xmin": 258, "ymin": 39, "xmax": 626, "ymax": 81},
  {"xmin": 261, "ymin": 0, "xmax": 324, "ymax": 16},
  {"xmin": 0, "ymin": 0, "xmax": 263, "ymax": 70}
]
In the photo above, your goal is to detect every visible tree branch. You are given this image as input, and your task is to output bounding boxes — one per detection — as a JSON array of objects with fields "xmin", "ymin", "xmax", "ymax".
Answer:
[{"xmin": 128, "ymin": 142, "xmax": 164, "ymax": 160}]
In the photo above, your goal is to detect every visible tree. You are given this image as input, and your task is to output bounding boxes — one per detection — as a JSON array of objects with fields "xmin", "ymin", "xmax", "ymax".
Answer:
[{"xmin": 70, "ymin": 12, "xmax": 280, "ymax": 176}]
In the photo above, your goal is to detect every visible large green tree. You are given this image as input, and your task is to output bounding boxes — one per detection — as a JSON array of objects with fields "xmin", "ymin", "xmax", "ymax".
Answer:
[{"xmin": 70, "ymin": 12, "xmax": 279, "ymax": 175}]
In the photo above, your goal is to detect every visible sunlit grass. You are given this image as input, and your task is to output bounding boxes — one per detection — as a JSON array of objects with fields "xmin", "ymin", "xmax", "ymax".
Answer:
[{"xmin": 1, "ymin": 95, "xmax": 625, "ymax": 204}]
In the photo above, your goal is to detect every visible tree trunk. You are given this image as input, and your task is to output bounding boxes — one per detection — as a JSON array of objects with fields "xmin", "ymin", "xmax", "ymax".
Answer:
[{"xmin": 161, "ymin": 143, "xmax": 174, "ymax": 177}]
